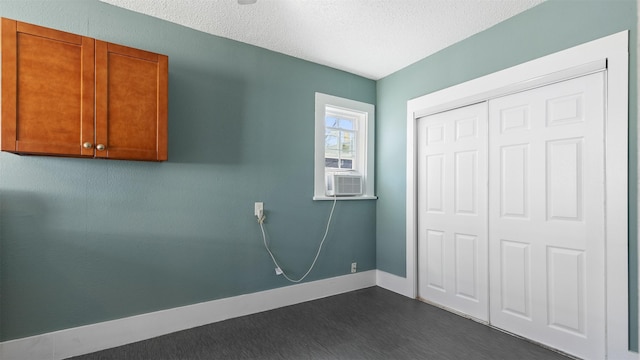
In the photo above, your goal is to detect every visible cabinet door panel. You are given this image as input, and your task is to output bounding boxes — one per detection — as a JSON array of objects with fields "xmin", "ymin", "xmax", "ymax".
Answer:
[
  {"xmin": 1, "ymin": 18, "xmax": 94, "ymax": 156},
  {"xmin": 96, "ymin": 41, "xmax": 168, "ymax": 161}
]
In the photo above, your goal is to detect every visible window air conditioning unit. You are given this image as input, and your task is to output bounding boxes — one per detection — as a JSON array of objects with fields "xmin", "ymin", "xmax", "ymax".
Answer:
[{"xmin": 326, "ymin": 172, "xmax": 363, "ymax": 196}]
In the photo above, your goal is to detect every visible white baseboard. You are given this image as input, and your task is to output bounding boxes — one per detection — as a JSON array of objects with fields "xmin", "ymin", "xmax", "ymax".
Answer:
[
  {"xmin": 375, "ymin": 269, "xmax": 414, "ymax": 298},
  {"xmin": 0, "ymin": 270, "xmax": 376, "ymax": 360},
  {"xmin": 3, "ymin": 270, "xmax": 635, "ymax": 360}
]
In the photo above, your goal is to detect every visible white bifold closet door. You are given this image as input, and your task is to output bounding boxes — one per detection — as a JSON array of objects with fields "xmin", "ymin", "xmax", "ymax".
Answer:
[
  {"xmin": 418, "ymin": 71, "xmax": 605, "ymax": 359},
  {"xmin": 417, "ymin": 102, "xmax": 489, "ymax": 322}
]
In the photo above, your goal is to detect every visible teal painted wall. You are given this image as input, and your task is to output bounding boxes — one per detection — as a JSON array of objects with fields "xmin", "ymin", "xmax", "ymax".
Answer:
[
  {"xmin": 376, "ymin": 0, "xmax": 638, "ymax": 351},
  {"xmin": 1, "ymin": 0, "xmax": 637, "ymax": 352},
  {"xmin": 0, "ymin": 0, "xmax": 377, "ymax": 341}
]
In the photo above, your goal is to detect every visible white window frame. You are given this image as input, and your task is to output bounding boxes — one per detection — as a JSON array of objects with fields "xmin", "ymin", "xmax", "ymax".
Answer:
[{"xmin": 314, "ymin": 92, "xmax": 376, "ymax": 200}]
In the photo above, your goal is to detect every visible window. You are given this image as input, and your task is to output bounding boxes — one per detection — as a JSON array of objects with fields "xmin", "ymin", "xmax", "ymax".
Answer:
[
  {"xmin": 325, "ymin": 109, "xmax": 357, "ymax": 170},
  {"xmin": 314, "ymin": 93, "xmax": 376, "ymax": 200}
]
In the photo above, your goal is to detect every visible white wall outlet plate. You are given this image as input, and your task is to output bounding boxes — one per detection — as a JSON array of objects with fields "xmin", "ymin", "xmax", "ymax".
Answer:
[{"xmin": 254, "ymin": 202, "xmax": 263, "ymax": 218}]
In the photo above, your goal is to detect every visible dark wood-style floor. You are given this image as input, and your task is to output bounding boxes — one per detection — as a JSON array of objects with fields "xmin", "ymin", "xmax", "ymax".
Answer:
[{"xmin": 68, "ymin": 286, "xmax": 570, "ymax": 360}]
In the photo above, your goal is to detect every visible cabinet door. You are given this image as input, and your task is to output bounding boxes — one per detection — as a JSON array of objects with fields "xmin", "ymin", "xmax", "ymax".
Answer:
[
  {"xmin": 1, "ymin": 18, "xmax": 95, "ymax": 156},
  {"xmin": 95, "ymin": 41, "xmax": 168, "ymax": 161}
]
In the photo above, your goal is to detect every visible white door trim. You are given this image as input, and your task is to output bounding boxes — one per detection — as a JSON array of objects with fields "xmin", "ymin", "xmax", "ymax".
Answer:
[{"xmin": 406, "ymin": 31, "xmax": 631, "ymax": 358}]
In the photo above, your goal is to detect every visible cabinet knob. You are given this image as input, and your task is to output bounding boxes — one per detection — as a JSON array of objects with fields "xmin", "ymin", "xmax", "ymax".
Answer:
[
  {"xmin": 83, "ymin": 142, "xmax": 93, "ymax": 149},
  {"xmin": 96, "ymin": 144, "xmax": 106, "ymax": 151}
]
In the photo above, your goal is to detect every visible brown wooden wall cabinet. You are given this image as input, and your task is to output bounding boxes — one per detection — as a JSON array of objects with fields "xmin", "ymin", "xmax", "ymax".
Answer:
[{"xmin": 1, "ymin": 18, "xmax": 168, "ymax": 161}]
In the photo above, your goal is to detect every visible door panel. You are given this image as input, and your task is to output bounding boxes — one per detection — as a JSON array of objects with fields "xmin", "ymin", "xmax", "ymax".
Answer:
[
  {"xmin": 454, "ymin": 233, "xmax": 478, "ymax": 300},
  {"xmin": 546, "ymin": 138, "xmax": 583, "ymax": 221},
  {"xmin": 546, "ymin": 247, "xmax": 586, "ymax": 335},
  {"xmin": 426, "ymin": 230, "xmax": 445, "ymax": 291},
  {"xmin": 500, "ymin": 239, "xmax": 531, "ymax": 320},
  {"xmin": 418, "ymin": 102, "xmax": 488, "ymax": 322},
  {"xmin": 488, "ymin": 72, "xmax": 605, "ymax": 359},
  {"xmin": 454, "ymin": 151, "xmax": 477, "ymax": 214},
  {"xmin": 500, "ymin": 144, "xmax": 529, "ymax": 218},
  {"xmin": 426, "ymin": 155, "xmax": 445, "ymax": 213}
]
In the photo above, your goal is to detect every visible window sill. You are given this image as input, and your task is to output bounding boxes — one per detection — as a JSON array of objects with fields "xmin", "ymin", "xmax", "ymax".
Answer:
[{"xmin": 313, "ymin": 195, "xmax": 378, "ymax": 201}]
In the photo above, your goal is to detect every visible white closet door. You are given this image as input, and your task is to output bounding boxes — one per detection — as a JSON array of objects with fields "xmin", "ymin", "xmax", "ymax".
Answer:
[
  {"xmin": 417, "ymin": 102, "xmax": 488, "ymax": 322},
  {"xmin": 488, "ymin": 72, "xmax": 605, "ymax": 359}
]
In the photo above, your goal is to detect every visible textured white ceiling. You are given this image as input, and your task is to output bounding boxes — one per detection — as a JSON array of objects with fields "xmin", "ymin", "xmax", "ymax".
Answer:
[{"xmin": 99, "ymin": 0, "xmax": 545, "ymax": 80}]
